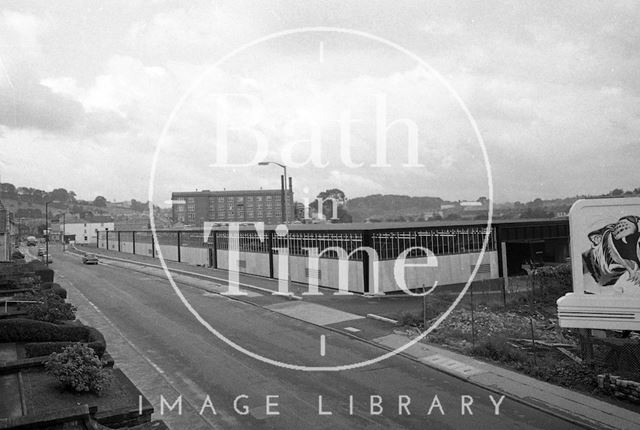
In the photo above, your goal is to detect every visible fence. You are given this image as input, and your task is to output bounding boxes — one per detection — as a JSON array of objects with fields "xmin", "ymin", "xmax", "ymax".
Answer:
[
  {"xmin": 96, "ymin": 225, "xmax": 499, "ymax": 294},
  {"xmin": 402, "ymin": 264, "xmax": 640, "ymax": 379}
]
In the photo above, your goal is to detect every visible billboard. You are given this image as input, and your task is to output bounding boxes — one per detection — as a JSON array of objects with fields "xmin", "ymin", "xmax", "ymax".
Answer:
[{"xmin": 557, "ymin": 197, "xmax": 640, "ymax": 330}]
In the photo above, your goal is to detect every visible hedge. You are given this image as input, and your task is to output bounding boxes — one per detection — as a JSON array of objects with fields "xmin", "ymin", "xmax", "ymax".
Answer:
[
  {"xmin": 40, "ymin": 282, "xmax": 68, "ymax": 299},
  {"xmin": 0, "ymin": 318, "xmax": 106, "ymax": 358},
  {"xmin": 25, "ymin": 260, "xmax": 54, "ymax": 283}
]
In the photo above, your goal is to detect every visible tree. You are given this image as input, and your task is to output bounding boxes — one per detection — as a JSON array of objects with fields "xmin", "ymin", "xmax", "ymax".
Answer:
[
  {"xmin": 130, "ymin": 199, "xmax": 148, "ymax": 212},
  {"xmin": 0, "ymin": 183, "xmax": 17, "ymax": 199},
  {"xmin": 308, "ymin": 189, "xmax": 352, "ymax": 223},
  {"xmin": 49, "ymin": 188, "xmax": 71, "ymax": 203},
  {"xmin": 93, "ymin": 196, "xmax": 107, "ymax": 207},
  {"xmin": 610, "ymin": 188, "xmax": 624, "ymax": 196},
  {"xmin": 521, "ymin": 207, "xmax": 553, "ymax": 219}
]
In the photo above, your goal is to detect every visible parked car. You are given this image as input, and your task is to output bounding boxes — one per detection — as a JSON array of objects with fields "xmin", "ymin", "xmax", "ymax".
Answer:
[
  {"xmin": 82, "ymin": 254, "xmax": 99, "ymax": 265},
  {"xmin": 37, "ymin": 247, "xmax": 45, "ymax": 256},
  {"xmin": 41, "ymin": 254, "xmax": 53, "ymax": 264}
]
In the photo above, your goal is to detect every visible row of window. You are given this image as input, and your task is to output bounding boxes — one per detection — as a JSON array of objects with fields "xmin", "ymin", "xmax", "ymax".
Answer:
[{"xmin": 100, "ymin": 227, "xmax": 496, "ymax": 260}]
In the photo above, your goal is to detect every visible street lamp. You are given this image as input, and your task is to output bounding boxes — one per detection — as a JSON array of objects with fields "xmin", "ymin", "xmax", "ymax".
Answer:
[
  {"xmin": 258, "ymin": 161, "xmax": 288, "ymax": 224},
  {"xmin": 45, "ymin": 201, "xmax": 51, "ymax": 265},
  {"xmin": 61, "ymin": 213, "xmax": 66, "ymax": 252}
]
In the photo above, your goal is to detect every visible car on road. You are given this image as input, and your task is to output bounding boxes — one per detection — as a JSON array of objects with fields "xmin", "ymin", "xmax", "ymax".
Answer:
[
  {"xmin": 37, "ymin": 247, "xmax": 45, "ymax": 256},
  {"xmin": 41, "ymin": 254, "xmax": 53, "ymax": 264},
  {"xmin": 82, "ymin": 254, "xmax": 99, "ymax": 265}
]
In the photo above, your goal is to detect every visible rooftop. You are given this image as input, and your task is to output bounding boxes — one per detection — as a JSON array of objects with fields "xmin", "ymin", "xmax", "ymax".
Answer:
[{"xmin": 171, "ymin": 189, "xmax": 292, "ymax": 199}]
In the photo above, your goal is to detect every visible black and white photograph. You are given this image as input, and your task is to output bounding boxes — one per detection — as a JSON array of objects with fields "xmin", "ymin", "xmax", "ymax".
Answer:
[{"xmin": 0, "ymin": 1, "xmax": 639, "ymax": 429}]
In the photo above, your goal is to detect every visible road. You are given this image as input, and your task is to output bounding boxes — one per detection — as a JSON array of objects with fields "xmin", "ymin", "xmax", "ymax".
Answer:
[{"xmin": 42, "ymin": 246, "xmax": 585, "ymax": 430}]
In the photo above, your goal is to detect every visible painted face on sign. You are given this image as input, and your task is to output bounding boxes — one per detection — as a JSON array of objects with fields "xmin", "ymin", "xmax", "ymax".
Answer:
[{"xmin": 582, "ymin": 215, "xmax": 640, "ymax": 288}]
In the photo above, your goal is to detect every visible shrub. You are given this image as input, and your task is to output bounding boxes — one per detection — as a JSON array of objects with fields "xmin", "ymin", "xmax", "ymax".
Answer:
[
  {"xmin": 45, "ymin": 343, "xmax": 112, "ymax": 394},
  {"xmin": 397, "ymin": 311, "xmax": 422, "ymax": 327},
  {"xmin": 0, "ymin": 318, "xmax": 107, "ymax": 358},
  {"xmin": 40, "ymin": 282, "xmax": 67, "ymax": 299},
  {"xmin": 25, "ymin": 260, "xmax": 54, "ymax": 283},
  {"xmin": 25, "ymin": 326, "xmax": 106, "ymax": 358},
  {"xmin": 524, "ymin": 359, "xmax": 609, "ymax": 390},
  {"xmin": 532, "ymin": 263, "xmax": 572, "ymax": 299},
  {"xmin": 470, "ymin": 337, "xmax": 529, "ymax": 364},
  {"xmin": 13, "ymin": 290, "xmax": 76, "ymax": 323}
]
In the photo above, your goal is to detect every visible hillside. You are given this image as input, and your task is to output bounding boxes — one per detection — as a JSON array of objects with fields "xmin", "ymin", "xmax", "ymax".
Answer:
[{"xmin": 345, "ymin": 194, "xmax": 445, "ymax": 222}]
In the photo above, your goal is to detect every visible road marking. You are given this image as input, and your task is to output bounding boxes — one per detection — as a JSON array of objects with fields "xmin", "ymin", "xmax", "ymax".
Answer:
[
  {"xmin": 343, "ymin": 327, "xmax": 360, "ymax": 333},
  {"xmin": 318, "ymin": 41, "xmax": 325, "ymax": 63},
  {"xmin": 320, "ymin": 335, "xmax": 326, "ymax": 356},
  {"xmin": 72, "ymin": 245, "xmax": 303, "ymax": 299},
  {"xmin": 266, "ymin": 301, "xmax": 364, "ymax": 326},
  {"xmin": 59, "ymin": 277, "xmax": 222, "ymax": 429},
  {"xmin": 374, "ymin": 334, "xmax": 486, "ymax": 377}
]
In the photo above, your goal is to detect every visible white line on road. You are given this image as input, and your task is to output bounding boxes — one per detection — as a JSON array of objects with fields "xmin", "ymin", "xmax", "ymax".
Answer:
[
  {"xmin": 58, "ymin": 275, "xmax": 221, "ymax": 429},
  {"xmin": 320, "ymin": 335, "xmax": 326, "ymax": 357}
]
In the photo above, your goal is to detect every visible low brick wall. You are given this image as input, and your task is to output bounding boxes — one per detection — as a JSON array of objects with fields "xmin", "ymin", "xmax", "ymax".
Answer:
[{"xmin": 597, "ymin": 374, "xmax": 640, "ymax": 403}]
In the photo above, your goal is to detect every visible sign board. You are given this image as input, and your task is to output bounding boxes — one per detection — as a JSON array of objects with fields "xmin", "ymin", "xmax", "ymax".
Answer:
[{"xmin": 557, "ymin": 197, "xmax": 640, "ymax": 329}]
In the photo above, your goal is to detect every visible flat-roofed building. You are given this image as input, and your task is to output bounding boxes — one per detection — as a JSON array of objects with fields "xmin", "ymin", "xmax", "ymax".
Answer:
[{"xmin": 171, "ymin": 189, "xmax": 294, "ymax": 226}]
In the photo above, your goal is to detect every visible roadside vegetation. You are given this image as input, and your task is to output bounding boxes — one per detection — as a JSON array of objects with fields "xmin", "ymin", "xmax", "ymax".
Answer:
[{"xmin": 396, "ymin": 264, "xmax": 640, "ymax": 405}]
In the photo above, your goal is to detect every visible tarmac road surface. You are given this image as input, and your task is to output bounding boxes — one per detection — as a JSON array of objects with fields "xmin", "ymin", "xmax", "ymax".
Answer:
[{"xmin": 50, "ymin": 247, "xmax": 586, "ymax": 430}]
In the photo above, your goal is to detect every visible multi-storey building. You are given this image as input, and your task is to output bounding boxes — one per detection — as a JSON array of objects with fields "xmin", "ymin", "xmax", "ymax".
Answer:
[
  {"xmin": 64, "ymin": 217, "xmax": 115, "ymax": 244},
  {"xmin": 171, "ymin": 189, "xmax": 294, "ymax": 226}
]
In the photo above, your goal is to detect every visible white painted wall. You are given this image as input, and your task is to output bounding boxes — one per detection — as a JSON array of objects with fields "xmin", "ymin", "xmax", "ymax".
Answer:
[
  {"xmin": 377, "ymin": 251, "xmax": 499, "ymax": 292},
  {"xmin": 67, "ymin": 223, "xmax": 114, "ymax": 244},
  {"xmin": 93, "ymin": 237, "xmax": 499, "ymax": 294}
]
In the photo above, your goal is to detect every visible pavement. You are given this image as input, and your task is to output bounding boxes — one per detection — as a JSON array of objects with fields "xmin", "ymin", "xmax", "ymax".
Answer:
[{"xmin": 64, "ymin": 244, "xmax": 640, "ymax": 430}]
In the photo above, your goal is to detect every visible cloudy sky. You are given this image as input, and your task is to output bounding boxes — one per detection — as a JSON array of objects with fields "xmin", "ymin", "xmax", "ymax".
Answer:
[{"xmin": 0, "ymin": 0, "xmax": 638, "ymax": 205}]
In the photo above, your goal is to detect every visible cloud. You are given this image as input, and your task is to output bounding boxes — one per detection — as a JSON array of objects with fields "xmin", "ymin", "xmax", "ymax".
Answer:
[
  {"xmin": 0, "ymin": 79, "xmax": 84, "ymax": 131},
  {"xmin": 2, "ymin": 2, "xmax": 640, "ymax": 203}
]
